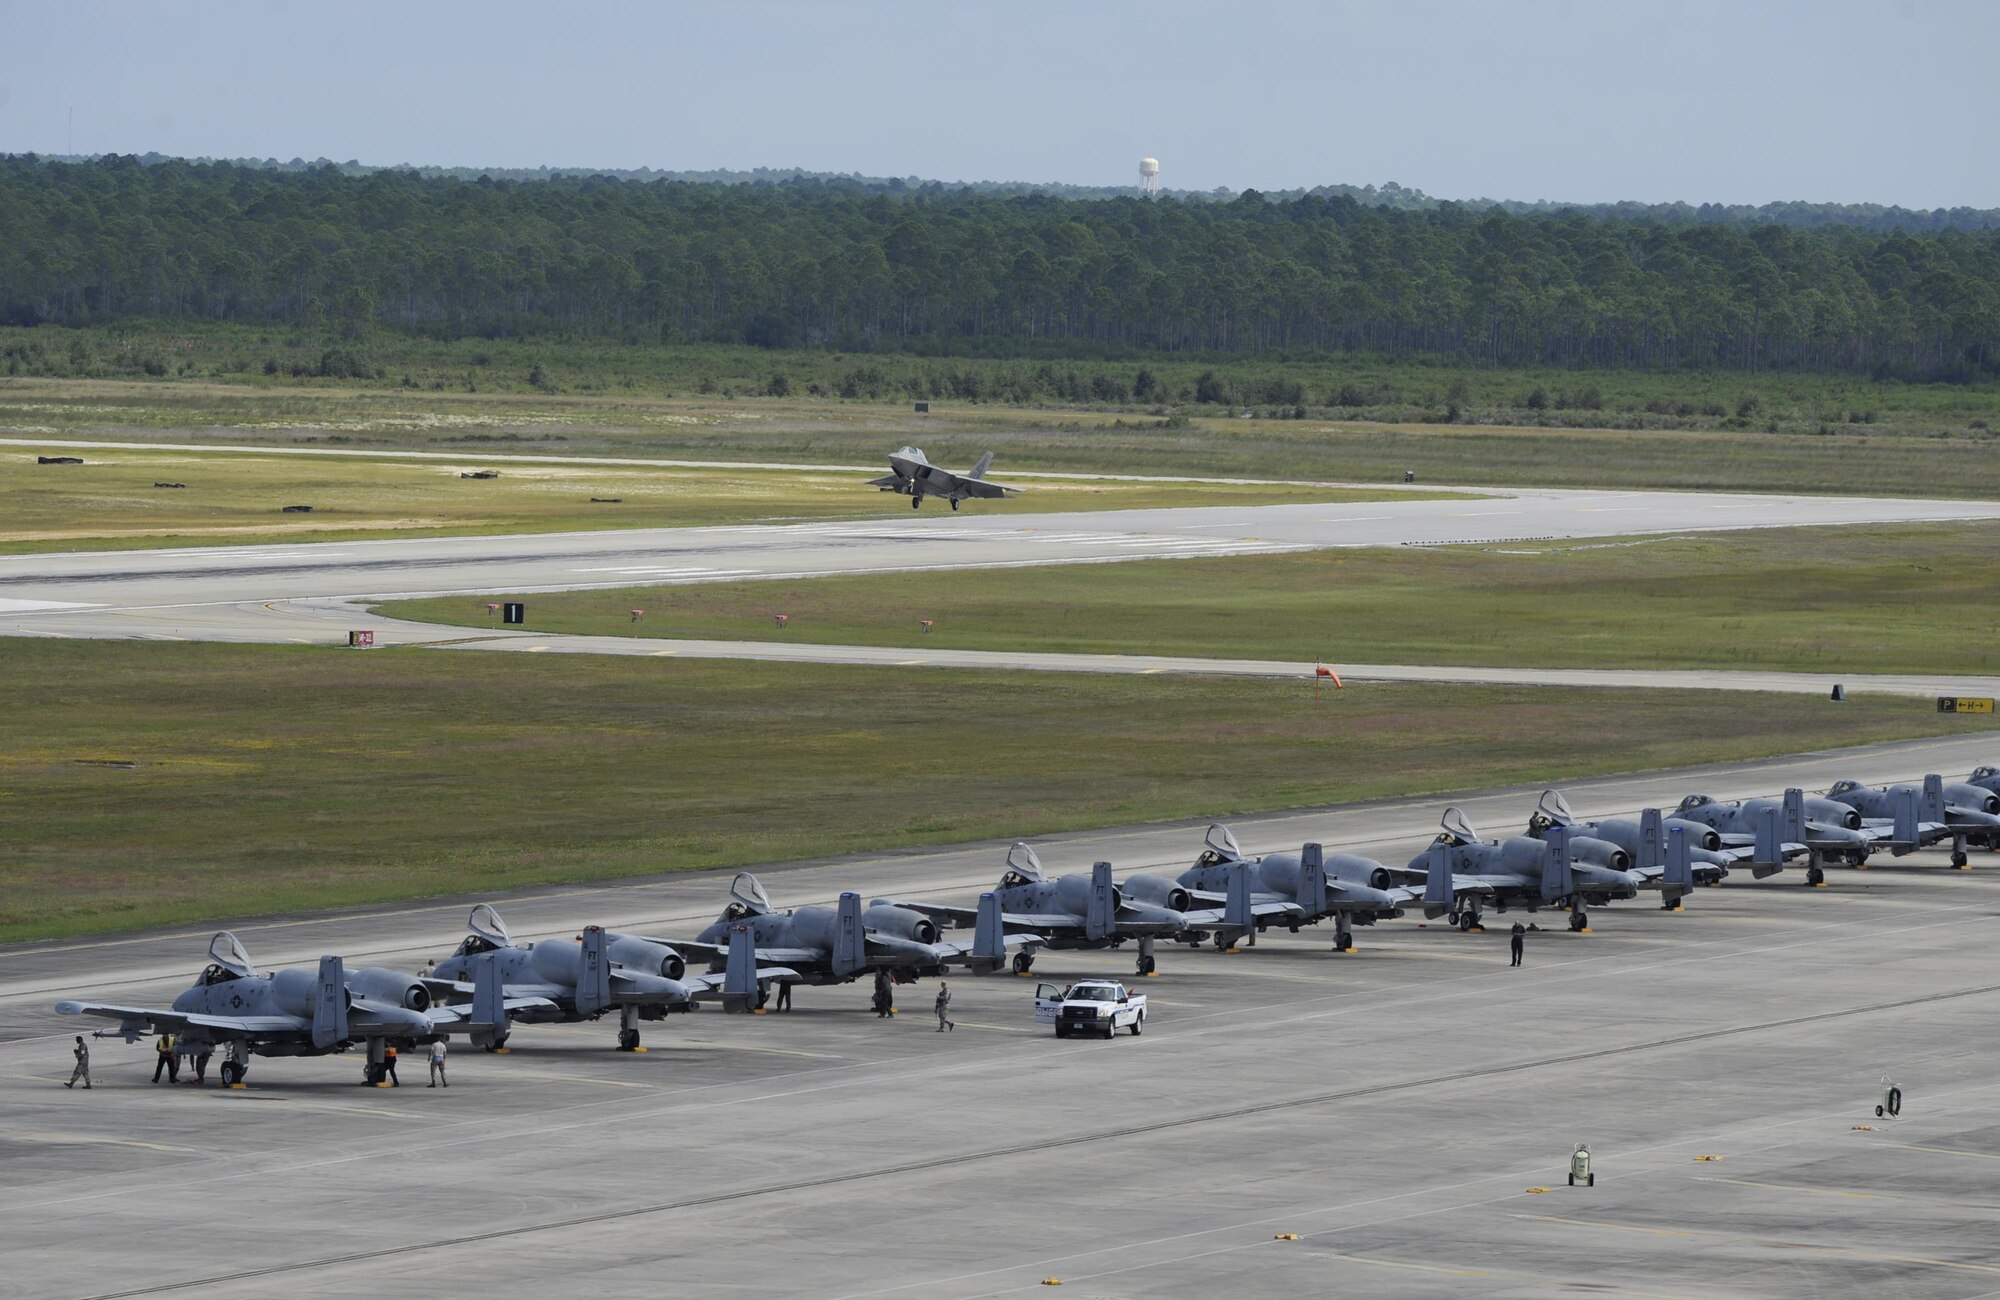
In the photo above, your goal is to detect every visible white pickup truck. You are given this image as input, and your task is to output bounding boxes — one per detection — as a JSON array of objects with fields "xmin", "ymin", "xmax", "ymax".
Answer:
[{"xmin": 1035, "ymin": 980, "xmax": 1147, "ymax": 1039}]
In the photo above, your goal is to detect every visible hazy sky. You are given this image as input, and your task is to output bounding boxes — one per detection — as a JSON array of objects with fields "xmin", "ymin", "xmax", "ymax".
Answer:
[{"xmin": 0, "ymin": 0, "xmax": 1992, "ymax": 208}]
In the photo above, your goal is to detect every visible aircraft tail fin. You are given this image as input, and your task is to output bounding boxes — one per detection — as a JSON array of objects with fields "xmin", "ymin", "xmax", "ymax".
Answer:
[
  {"xmin": 970, "ymin": 451, "xmax": 994, "ymax": 480},
  {"xmin": 1753, "ymin": 804, "xmax": 1783, "ymax": 874},
  {"xmin": 312, "ymin": 955, "xmax": 349, "ymax": 1050},
  {"xmin": 576, "ymin": 925, "xmax": 612, "ymax": 1017},
  {"xmin": 471, "ymin": 952, "xmax": 509, "ymax": 1048},
  {"xmin": 970, "ymin": 892, "xmax": 1005, "ymax": 972},
  {"xmin": 1893, "ymin": 784, "xmax": 1920, "ymax": 854},
  {"xmin": 1223, "ymin": 861, "xmax": 1254, "ymax": 936},
  {"xmin": 1086, "ymin": 862, "xmax": 1116, "ymax": 941},
  {"xmin": 1299, "ymin": 842, "xmax": 1328, "ymax": 918},
  {"xmin": 1540, "ymin": 826, "xmax": 1575, "ymax": 903},
  {"xmin": 832, "ymin": 892, "xmax": 865, "ymax": 976},
  {"xmin": 1638, "ymin": 808, "xmax": 1665, "ymax": 873},
  {"xmin": 1922, "ymin": 773, "xmax": 1947, "ymax": 823},
  {"xmin": 1663, "ymin": 825, "xmax": 1693, "ymax": 903},
  {"xmin": 723, "ymin": 924, "xmax": 758, "ymax": 1012},
  {"xmin": 1422, "ymin": 845, "xmax": 1454, "ymax": 919},
  {"xmin": 1782, "ymin": 787, "xmax": 1807, "ymax": 844}
]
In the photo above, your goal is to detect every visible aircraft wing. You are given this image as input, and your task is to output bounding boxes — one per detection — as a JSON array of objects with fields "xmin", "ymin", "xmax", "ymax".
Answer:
[
  {"xmin": 426, "ymin": 995, "xmax": 560, "ymax": 1025},
  {"xmin": 1178, "ymin": 889, "xmax": 1304, "ymax": 927},
  {"xmin": 1442, "ymin": 875, "xmax": 1509, "ymax": 895},
  {"xmin": 958, "ymin": 478, "xmax": 1020, "ymax": 498},
  {"xmin": 56, "ymin": 1001, "xmax": 303, "ymax": 1038},
  {"xmin": 684, "ymin": 966, "xmax": 802, "ymax": 993},
  {"xmin": 872, "ymin": 900, "xmax": 981, "ymax": 928},
  {"xmin": 629, "ymin": 936, "xmax": 826, "ymax": 967}
]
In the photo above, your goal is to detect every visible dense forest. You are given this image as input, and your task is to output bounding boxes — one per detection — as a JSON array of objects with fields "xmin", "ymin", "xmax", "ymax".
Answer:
[{"xmin": 5, "ymin": 155, "xmax": 2000, "ymax": 377}]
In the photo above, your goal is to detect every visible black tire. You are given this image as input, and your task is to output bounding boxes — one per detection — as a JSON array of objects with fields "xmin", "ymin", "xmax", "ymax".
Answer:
[
  {"xmin": 1876, "ymin": 1105, "xmax": 1884, "ymax": 1117},
  {"xmin": 1136, "ymin": 954, "xmax": 1156, "ymax": 977},
  {"xmin": 1806, "ymin": 866, "xmax": 1825, "ymax": 886},
  {"xmin": 1588, "ymin": 1174, "xmax": 1595, "ymax": 1186},
  {"xmin": 950, "ymin": 499, "xmax": 960, "ymax": 511},
  {"xmin": 1446, "ymin": 911, "xmax": 1461, "ymax": 928},
  {"xmin": 1129, "ymin": 1016, "xmax": 1143, "ymax": 1036},
  {"xmin": 1055, "ymin": 1025, "xmax": 1068, "ymax": 1039},
  {"xmin": 618, "ymin": 1028, "xmax": 640, "ymax": 1052},
  {"xmin": 1952, "ymin": 851, "xmax": 1969, "ymax": 867},
  {"xmin": 220, "ymin": 1061, "xmax": 242, "ymax": 1086},
  {"xmin": 911, "ymin": 496, "xmax": 921, "ymax": 509},
  {"xmin": 1568, "ymin": 1174, "xmax": 1576, "ymax": 1186},
  {"xmin": 1012, "ymin": 953, "xmax": 1033, "ymax": 975},
  {"xmin": 484, "ymin": 1035, "xmax": 508, "ymax": 1054}
]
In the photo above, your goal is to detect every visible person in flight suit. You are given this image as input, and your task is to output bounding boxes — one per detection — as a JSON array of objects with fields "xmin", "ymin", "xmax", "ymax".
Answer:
[
  {"xmin": 66, "ymin": 1036, "xmax": 91, "ymax": 1089},
  {"xmin": 1510, "ymin": 922, "xmax": 1526, "ymax": 967}
]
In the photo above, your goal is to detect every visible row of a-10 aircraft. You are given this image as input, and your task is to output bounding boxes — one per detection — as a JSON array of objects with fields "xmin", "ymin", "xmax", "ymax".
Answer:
[{"xmin": 56, "ymin": 766, "xmax": 2000, "ymax": 1084}]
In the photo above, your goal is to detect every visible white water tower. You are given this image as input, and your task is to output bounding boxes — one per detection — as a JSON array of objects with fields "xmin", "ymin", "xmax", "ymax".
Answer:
[{"xmin": 1138, "ymin": 156, "xmax": 1160, "ymax": 196}]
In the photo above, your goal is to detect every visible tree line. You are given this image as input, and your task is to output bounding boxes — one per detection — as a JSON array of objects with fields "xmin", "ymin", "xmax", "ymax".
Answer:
[{"xmin": 4, "ymin": 155, "xmax": 2000, "ymax": 378}]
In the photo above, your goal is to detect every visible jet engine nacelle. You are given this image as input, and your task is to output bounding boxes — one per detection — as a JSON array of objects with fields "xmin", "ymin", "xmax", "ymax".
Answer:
[
  {"xmin": 1945, "ymin": 782, "xmax": 2000, "ymax": 815},
  {"xmin": 269, "ymin": 967, "xmax": 319, "ymax": 1018},
  {"xmin": 608, "ymin": 935, "xmax": 686, "ymax": 982},
  {"xmin": 1802, "ymin": 797, "xmax": 1862, "ymax": 830},
  {"xmin": 1565, "ymin": 834, "xmax": 1630, "ymax": 871},
  {"xmin": 348, "ymin": 966, "xmax": 431, "ymax": 1012},
  {"xmin": 1497, "ymin": 836, "xmax": 1549, "ymax": 876},
  {"xmin": 862, "ymin": 904, "xmax": 940, "ymax": 946},
  {"xmin": 1118, "ymin": 873, "xmax": 1192, "ymax": 914},
  {"xmin": 1054, "ymin": 874, "xmax": 1121, "ymax": 917},
  {"xmin": 1663, "ymin": 817, "xmax": 1723, "ymax": 851}
]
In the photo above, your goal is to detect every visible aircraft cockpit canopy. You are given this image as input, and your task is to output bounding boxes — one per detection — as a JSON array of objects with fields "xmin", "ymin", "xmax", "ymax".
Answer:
[
  {"xmin": 203, "ymin": 931, "xmax": 258, "ymax": 983},
  {"xmin": 1001, "ymin": 842, "xmax": 1047, "ymax": 889},
  {"xmin": 453, "ymin": 933, "xmax": 500, "ymax": 957},
  {"xmin": 467, "ymin": 903, "xmax": 514, "ymax": 951},
  {"xmin": 728, "ymin": 873, "xmax": 775, "ymax": 918},
  {"xmin": 1193, "ymin": 823, "xmax": 1244, "ymax": 868},
  {"xmin": 1438, "ymin": 807, "xmax": 1480, "ymax": 846},
  {"xmin": 1826, "ymin": 779, "xmax": 1862, "ymax": 796},
  {"xmin": 1532, "ymin": 790, "xmax": 1576, "ymax": 829}
]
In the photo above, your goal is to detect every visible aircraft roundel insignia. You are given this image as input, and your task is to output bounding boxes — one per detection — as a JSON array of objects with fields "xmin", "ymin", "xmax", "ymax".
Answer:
[{"xmin": 230, "ymin": 994, "xmax": 243, "ymax": 1008}]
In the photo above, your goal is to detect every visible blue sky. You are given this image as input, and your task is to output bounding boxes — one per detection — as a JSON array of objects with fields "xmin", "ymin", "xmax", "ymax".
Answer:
[{"xmin": 0, "ymin": 0, "xmax": 1991, "ymax": 207}]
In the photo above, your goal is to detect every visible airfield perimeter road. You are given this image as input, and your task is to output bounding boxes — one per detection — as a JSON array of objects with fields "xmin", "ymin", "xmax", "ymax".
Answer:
[{"xmin": 5, "ymin": 730, "xmax": 2000, "ymax": 1299}]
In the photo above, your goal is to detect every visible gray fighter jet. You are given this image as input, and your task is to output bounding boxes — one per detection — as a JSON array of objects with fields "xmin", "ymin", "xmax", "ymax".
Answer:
[
  {"xmin": 1525, "ymin": 790, "xmax": 1723, "ymax": 906},
  {"xmin": 887, "ymin": 843, "xmax": 1194, "ymax": 976},
  {"xmin": 1415, "ymin": 809, "xmax": 1643, "ymax": 932},
  {"xmin": 55, "ymin": 932, "xmax": 534, "ymax": 1085},
  {"xmin": 1969, "ymin": 765, "xmax": 2000, "ymax": 798},
  {"xmin": 1126, "ymin": 823, "xmax": 1415, "ymax": 953},
  {"xmin": 428, "ymin": 905, "xmax": 788, "ymax": 1052},
  {"xmin": 655, "ymin": 873, "xmax": 1034, "ymax": 1007},
  {"xmin": 1673, "ymin": 789, "xmax": 1876, "ymax": 884},
  {"xmin": 1823, "ymin": 775, "xmax": 2000, "ymax": 867},
  {"xmin": 868, "ymin": 446, "xmax": 1021, "ymax": 509}
]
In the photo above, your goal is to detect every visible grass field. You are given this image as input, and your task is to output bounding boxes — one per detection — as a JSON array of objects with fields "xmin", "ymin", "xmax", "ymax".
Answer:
[
  {"xmin": 384, "ymin": 521, "xmax": 2000, "ymax": 676},
  {"xmin": 8, "ymin": 342, "xmax": 2000, "ymax": 500},
  {"xmin": 0, "ymin": 443, "xmax": 1412, "ymax": 553},
  {"xmin": 2, "ymin": 641, "xmax": 1993, "ymax": 942}
]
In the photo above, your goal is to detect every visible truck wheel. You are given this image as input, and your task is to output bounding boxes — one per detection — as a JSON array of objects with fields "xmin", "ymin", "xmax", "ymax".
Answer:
[
  {"xmin": 1876, "ymin": 1105, "xmax": 1885, "ymax": 1118},
  {"xmin": 1129, "ymin": 1016, "xmax": 1143, "ymax": 1036}
]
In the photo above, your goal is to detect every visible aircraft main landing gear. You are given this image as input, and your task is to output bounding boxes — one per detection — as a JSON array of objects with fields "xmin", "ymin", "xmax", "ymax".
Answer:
[
  {"xmin": 1805, "ymin": 865, "xmax": 1826, "ymax": 887},
  {"xmin": 950, "ymin": 498, "xmax": 960, "ymax": 511},
  {"xmin": 911, "ymin": 495, "xmax": 923, "ymax": 509},
  {"xmin": 1567, "ymin": 910, "xmax": 1589, "ymax": 933},
  {"xmin": 1011, "ymin": 952, "xmax": 1034, "ymax": 975},
  {"xmin": 1136, "ymin": 937, "xmax": 1157, "ymax": 977},
  {"xmin": 219, "ymin": 1060, "xmax": 244, "ymax": 1086},
  {"xmin": 1332, "ymin": 914, "xmax": 1355, "ymax": 952}
]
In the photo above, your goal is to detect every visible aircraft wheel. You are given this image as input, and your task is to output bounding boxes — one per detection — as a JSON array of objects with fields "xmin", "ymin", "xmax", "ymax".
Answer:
[
  {"xmin": 911, "ymin": 496, "xmax": 922, "ymax": 509},
  {"xmin": 617, "ymin": 1028, "xmax": 641, "ymax": 1052},
  {"xmin": 1136, "ymin": 954, "xmax": 1156, "ymax": 977},
  {"xmin": 1012, "ymin": 953, "xmax": 1033, "ymax": 975},
  {"xmin": 1568, "ymin": 913, "xmax": 1586, "ymax": 932},
  {"xmin": 950, "ymin": 498, "xmax": 960, "ymax": 511},
  {"xmin": 1446, "ymin": 911, "xmax": 1461, "ymax": 928},
  {"xmin": 1806, "ymin": 866, "xmax": 1825, "ymax": 886},
  {"xmin": 220, "ymin": 1061, "xmax": 242, "ymax": 1086},
  {"xmin": 483, "ymin": 1035, "xmax": 509, "ymax": 1054},
  {"xmin": 1952, "ymin": 850, "xmax": 1969, "ymax": 867}
]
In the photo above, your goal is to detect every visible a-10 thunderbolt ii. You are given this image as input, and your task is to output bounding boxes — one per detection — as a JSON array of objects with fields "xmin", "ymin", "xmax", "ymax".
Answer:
[
  {"xmin": 868, "ymin": 446, "xmax": 1021, "ymax": 510},
  {"xmin": 652, "ymin": 873, "xmax": 1037, "ymax": 1001},
  {"xmin": 56, "ymin": 932, "xmax": 543, "ymax": 1085},
  {"xmin": 428, "ymin": 904, "xmax": 796, "ymax": 1051},
  {"xmin": 1672, "ymin": 789, "xmax": 1883, "ymax": 885},
  {"xmin": 1415, "ymin": 808, "xmax": 1646, "ymax": 932},
  {"xmin": 1822, "ymin": 774, "xmax": 2000, "ymax": 868},
  {"xmin": 1127, "ymin": 823, "xmax": 1414, "ymax": 953},
  {"xmin": 1524, "ymin": 790, "xmax": 1728, "ymax": 905},
  {"xmin": 885, "ymin": 843, "xmax": 1196, "ymax": 976}
]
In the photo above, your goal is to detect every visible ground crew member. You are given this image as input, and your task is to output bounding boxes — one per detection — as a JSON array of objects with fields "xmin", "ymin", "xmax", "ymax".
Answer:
[
  {"xmin": 153, "ymin": 1033, "xmax": 179, "ymax": 1083},
  {"xmin": 775, "ymin": 980, "xmax": 793, "ymax": 1012},
  {"xmin": 190, "ymin": 1047, "xmax": 211, "ymax": 1084},
  {"xmin": 872, "ymin": 969, "xmax": 892, "ymax": 1018},
  {"xmin": 66, "ymin": 1036, "xmax": 91, "ymax": 1089},
  {"xmin": 428, "ymin": 1039, "xmax": 448, "ymax": 1088},
  {"xmin": 1510, "ymin": 922, "xmax": 1526, "ymax": 967},
  {"xmin": 383, "ymin": 1044, "xmax": 401, "ymax": 1086},
  {"xmin": 934, "ymin": 981, "xmax": 954, "ymax": 1032}
]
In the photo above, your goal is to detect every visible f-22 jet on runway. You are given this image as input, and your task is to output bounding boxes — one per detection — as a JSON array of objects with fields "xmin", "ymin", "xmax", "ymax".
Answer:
[{"xmin": 868, "ymin": 446, "xmax": 1022, "ymax": 509}]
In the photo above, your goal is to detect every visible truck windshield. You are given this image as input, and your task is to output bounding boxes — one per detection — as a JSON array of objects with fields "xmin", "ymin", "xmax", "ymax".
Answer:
[{"xmin": 1071, "ymin": 985, "xmax": 1117, "ymax": 1001}]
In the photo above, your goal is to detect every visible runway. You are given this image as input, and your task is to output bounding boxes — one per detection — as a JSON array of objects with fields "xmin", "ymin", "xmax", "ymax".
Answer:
[
  {"xmin": 4, "ymin": 732, "xmax": 1999, "ymax": 1298},
  {"xmin": 5, "ymin": 487, "xmax": 1999, "ymax": 656}
]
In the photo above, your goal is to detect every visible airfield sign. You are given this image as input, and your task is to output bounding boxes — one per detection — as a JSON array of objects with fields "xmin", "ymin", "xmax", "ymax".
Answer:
[{"xmin": 1936, "ymin": 696, "xmax": 1995, "ymax": 714}]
